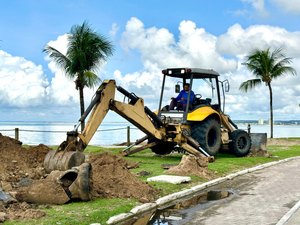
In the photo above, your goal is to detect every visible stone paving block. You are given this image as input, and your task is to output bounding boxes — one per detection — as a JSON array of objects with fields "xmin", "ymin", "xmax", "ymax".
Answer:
[{"xmin": 147, "ymin": 175, "xmax": 191, "ymax": 184}]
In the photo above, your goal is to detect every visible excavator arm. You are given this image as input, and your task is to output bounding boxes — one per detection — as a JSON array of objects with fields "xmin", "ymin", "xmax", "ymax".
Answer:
[
  {"xmin": 79, "ymin": 80, "xmax": 164, "ymax": 148},
  {"xmin": 44, "ymin": 80, "xmax": 166, "ymax": 172},
  {"xmin": 44, "ymin": 80, "xmax": 212, "ymax": 173}
]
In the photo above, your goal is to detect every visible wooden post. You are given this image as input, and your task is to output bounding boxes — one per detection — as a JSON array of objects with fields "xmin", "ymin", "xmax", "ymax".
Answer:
[
  {"xmin": 127, "ymin": 126, "xmax": 130, "ymax": 146},
  {"xmin": 15, "ymin": 128, "xmax": 19, "ymax": 141},
  {"xmin": 247, "ymin": 124, "xmax": 251, "ymax": 134}
]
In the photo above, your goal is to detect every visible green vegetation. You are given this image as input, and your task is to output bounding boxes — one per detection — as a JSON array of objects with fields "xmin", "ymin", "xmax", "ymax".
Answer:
[
  {"xmin": 4, "ymin": 198, "xmax": 136, "ymax": 225},
  {"xmin": 43, "ymin": 21, "xmax": 113, "ymax": 131},
  {"xmin": 6, "ymin": 139, "xmax": 300, "ymax": 225},
  {"xmin": 240, "ymin": 48, "xmax": 296, "ymax": 138}
]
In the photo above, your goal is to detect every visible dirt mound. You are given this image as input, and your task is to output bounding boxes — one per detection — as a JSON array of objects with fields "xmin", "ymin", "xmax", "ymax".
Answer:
[
  {"xmin": 88, "ymin": 152, "xmax": 156, "ymax": 203},
  {"xmin": 166, "ymin": 155, "xmax": 214, "ymax": 179},
  {"xmin": 0, "ymin": 134, "xmax": 52, "ymax": 223},
  {"xmin": 0, "ymin": 134, "xmax": 50, "ymax": 185}
]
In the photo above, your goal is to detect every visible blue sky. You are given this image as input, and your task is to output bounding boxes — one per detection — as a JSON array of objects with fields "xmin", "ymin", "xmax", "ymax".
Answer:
[{"xmin": 0, "ymin": 0, "xmax": 300, "ymax": 122}]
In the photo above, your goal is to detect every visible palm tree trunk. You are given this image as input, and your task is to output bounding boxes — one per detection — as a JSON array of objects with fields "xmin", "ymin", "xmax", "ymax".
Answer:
[
  {"xmin": 79, "ymin": 87, "xmax": 85, "ymax": 132},
  {"xmin": 268, "ymin": 83, "xmax": 273, "ymax": 138}
]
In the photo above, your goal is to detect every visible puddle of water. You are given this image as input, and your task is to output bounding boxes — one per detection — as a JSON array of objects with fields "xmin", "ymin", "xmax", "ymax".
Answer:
[{"xmin": 131, "ymin": 189, "xmax": 236, "ymax": 225}]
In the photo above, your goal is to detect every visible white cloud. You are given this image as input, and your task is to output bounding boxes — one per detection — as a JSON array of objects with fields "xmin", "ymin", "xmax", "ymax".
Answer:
[
  {"xmin": 117, "ymin": 17, "xmax": 300, "ymax": 120},
  {"xmin": 109, "ymin": 23, "xmax": 119, "ymax": 37},
  {"xmin": 177, "ymin": 20, "xmax": 237, "ymax": 73},
  {"xmin": 241, "ymin": 0, "xmax": 268, "ymax": 17},
  {"xmin": 0, "ymin": 34, "xmax": 100, "ymax": 121},
  {"xmin": 239, "ymin": 0, "xmax": 300, "ymax": 16},
  {"xmin": 46, "ymin": 34, "xmax": 69, "ymax": 55},
  {"xmin": 0, "ymin": 50, "xmax": 49, "ymax": 107},
  {"xmin": 216, "ymin": 24, "xmax": 300, "ymax": 57},
  {"xmin": 271, "ymin": 0, "xmax": 300, "ymax": 14},
  {"xmin": 121, "ymin": 18, "xmax": 237, "ymax": 73}
]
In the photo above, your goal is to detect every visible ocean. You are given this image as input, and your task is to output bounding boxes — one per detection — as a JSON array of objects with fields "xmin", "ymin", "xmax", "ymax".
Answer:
[{"xmin": 0, "ymin": 121, "xmax": 299, "ymax": 146}]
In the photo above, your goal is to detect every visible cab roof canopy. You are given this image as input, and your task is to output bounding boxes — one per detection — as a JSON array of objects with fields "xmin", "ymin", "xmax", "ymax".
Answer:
[{"xmin": 162, "ymin": 68, "xmax": 219, "ymax": 79}]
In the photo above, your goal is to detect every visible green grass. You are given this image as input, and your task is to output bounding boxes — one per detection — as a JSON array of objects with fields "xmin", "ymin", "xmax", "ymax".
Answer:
[
  {"xmin": 4, "ymin": 198, "xmax": 136, "ymax": 225},
  {"xmin": 5, "ymin": 140, "xmax": 300, "ymax": 225}
]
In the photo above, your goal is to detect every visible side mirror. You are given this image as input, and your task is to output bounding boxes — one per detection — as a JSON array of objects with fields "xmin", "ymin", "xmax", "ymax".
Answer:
[
  {"xmin": 175, "ymin": 84, "xmax": 180, "ymax": 93},
  {"xmin": 224, "ymin": 80, "xmax": 230, "ymax": 92}
]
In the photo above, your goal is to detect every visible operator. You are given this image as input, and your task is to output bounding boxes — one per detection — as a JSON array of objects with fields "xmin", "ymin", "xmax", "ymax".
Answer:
[{"xmin": 169, "ymin": 83, "xmax": 195, "ymax": 110}]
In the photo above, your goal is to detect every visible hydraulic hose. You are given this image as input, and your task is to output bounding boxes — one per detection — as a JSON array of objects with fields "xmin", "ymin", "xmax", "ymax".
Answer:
[{"xmin": 117, "ymin": 86, "xmax": 139, "ymax": 104}]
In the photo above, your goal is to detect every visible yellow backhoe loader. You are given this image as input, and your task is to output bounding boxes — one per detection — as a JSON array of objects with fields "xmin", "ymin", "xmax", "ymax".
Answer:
[{"xmin": 44, "ymin": 68, "xmax": 254, "ymax": 173}]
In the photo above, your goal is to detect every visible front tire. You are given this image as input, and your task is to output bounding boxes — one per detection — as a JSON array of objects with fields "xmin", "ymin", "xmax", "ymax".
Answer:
[
  {"xmin": 191, "ymin": 118, "xmax": 221, "ymax": 156},
  {"xmin": 229, "ymin": 130, "xmax": 251, "ymax": 157}
]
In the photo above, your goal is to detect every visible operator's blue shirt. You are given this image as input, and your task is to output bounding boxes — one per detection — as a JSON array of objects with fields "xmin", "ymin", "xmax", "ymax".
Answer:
[{"xmin": 175, "ymin": 90, "xmax": 195, "ymax": 105}]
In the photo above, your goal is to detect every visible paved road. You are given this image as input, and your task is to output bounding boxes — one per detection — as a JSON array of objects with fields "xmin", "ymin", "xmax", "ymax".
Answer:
[{"xmin": 181, "ymin": 157, "xmax": 300, "ymax": 225}]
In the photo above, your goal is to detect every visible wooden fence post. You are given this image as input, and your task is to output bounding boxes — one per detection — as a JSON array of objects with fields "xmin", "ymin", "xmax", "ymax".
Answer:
[
  {"xmin": 247, "ymin": 124, "xmax": 251, "ymax": 134},
  {"xmin": 127, "ymin": 126, "xmax": 130, "ymax": 146},
  {"xmin": 15, "ymin": 128, "xmax": 19, "ymax": 141}
]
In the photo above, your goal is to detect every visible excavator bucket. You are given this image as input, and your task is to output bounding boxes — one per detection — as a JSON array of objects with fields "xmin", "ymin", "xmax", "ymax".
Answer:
[
  {"xmin": 44, "ymin": 150, "xmax": 85, "ymax": 173},
  {"xmin": 44, "ymin": 140, "xmax": 85, "ymax": 173}
]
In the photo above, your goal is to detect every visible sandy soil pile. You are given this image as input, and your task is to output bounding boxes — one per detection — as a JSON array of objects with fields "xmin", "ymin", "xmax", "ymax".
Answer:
[
  {"xmin": 88, "ymin": 152, "xmax": 156, "ymax": 203},
  {"xmin": 166, "ymin": 155, "xmax": 214, "ymax": 179}
]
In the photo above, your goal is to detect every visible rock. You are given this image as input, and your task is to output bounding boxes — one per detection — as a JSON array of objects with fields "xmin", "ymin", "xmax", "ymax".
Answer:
[
  {"xmin": 17, "ymin": 177, "xmax": 33, "ymax": 187},
  {"xmin": 1, "ymin": 181, "xmax": 12, "ymax": 191},
  {"xmin": 136, "ymin": 171, "xmax": 151, "ymax": 176},
  {"xmin": 0, "ymin": 190, "xmax": 17, "ymax": 203},
  {"xmin": 0, "ymin": 212, "xmax": 7, "ymax": 223},
  {"xmin": 16, "ymin": 179, "xmax": 70, "ymax": 205}
]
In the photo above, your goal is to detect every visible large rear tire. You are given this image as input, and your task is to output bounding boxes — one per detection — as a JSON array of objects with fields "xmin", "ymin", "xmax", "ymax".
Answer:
[
  {"xmin": 191, "ymin": 118, "xmax": 221, "ymax": 156},
  {"xmin": 229, "ymin": 130, "xmax": 251, "ymax": 157}
]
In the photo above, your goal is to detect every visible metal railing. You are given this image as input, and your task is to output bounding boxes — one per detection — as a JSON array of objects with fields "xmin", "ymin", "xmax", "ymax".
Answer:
[{"xmin": 0, "ymin": 126, "xmax": 137, "ymax": 146}]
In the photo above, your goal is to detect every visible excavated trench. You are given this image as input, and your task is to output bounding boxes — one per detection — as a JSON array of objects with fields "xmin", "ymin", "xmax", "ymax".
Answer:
[{"xmin": 128, "ymin": 189, "xmax": 237, "ymax": 225}]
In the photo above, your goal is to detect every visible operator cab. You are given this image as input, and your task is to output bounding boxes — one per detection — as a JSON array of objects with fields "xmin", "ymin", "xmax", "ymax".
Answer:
[{"xmin": 158, "ymin": 68, "xmax": 226, "ymax": 124}]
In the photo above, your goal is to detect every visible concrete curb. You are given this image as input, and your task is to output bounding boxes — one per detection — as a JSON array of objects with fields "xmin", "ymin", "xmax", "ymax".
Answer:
[
  {"xmin": 106, "ymin": 156, "xmax": 300, "ymax": 225},
  {"xmin": 276, "ymin": 199, "xmax": 300, "ymax": 225}
]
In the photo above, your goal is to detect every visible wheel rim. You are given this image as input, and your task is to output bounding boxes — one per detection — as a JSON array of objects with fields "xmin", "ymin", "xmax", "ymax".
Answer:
[
  {"xmin": 207, "ymin": 128, "xmax": 217, "ymax": 147},
  {"xmin": 237, "ymin": 136, "xmax": 247, "ymax": 149}
]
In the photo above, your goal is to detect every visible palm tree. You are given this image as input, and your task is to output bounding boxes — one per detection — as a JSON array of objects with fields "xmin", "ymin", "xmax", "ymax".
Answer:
[
  {"xmin": 240, "ymin": 48, "xmax": 296, "ymax": 138},
  {"xmin": 44, "ymin": 21, "xmax": 113, "ymax": 131}
]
